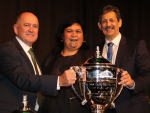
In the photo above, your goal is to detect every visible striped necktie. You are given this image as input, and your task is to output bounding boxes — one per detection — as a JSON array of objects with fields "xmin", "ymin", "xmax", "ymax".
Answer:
[
  {"xmin": 28, "ymin": 48, "xmax": 42, "ymax": 108},
  {"xmin": 107, "ymin": 42, "xmax": 113, "ymax": 63}
]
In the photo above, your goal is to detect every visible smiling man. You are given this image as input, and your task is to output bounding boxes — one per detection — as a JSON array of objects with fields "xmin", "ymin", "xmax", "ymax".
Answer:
[
  {"xmin": 14, "ymin": 13, "xmax": 39, "ymax": 47},
  {"xmin": 0, "ymin": 12, "xmax": 76, "ymax": 113},
  {"xmin": 97, "ymin": 5, "xmax": 150, "ymax": 113},
  {"xmin": 98, "ymin": 10, "xmax": 122, "ymax": 41}
]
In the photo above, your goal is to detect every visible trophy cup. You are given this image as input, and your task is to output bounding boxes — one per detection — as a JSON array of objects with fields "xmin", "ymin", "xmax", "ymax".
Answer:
[{"xmin": 70, "ymin": 46, "xmax": 123, "ymax": 113}]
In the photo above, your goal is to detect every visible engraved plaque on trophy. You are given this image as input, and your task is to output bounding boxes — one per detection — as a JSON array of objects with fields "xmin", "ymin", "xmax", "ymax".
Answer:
[{"xmin": 70, "ymin": 46, "xmax": 123, "ymax": 113}]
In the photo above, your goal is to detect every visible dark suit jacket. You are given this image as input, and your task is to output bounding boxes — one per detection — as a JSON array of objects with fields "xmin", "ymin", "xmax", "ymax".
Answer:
[
  {"xmin": 0, "ymin": 38, "xmax": 58, "ymax": 113},
  {"xmin": 99, "ymin": 36, "xmax": 150, "ymax": 113}
]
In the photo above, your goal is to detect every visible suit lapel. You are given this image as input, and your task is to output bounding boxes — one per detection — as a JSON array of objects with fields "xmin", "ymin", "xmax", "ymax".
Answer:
[
  {"xmin": 12, "ymin": 38, "xmax": 35, "ymax": 75},
  {"xmin": 115, "ymin": 36, "xmax": 126, "ymax": 67}
]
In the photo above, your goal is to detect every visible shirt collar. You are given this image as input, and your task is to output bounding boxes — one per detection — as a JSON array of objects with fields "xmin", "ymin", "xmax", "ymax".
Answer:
[
  {"xmin": 16, "ymin": 36, "xmax": 32, "ymax": 52},
  {"xmin": 105, "ymin": 33, "xmax": 121, "ymax": 46}
]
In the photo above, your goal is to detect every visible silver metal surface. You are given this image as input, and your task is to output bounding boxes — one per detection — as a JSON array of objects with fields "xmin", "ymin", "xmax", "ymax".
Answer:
[{"xmin": 70, "ymin": 47, "xmax": 123, "ymax": 113}]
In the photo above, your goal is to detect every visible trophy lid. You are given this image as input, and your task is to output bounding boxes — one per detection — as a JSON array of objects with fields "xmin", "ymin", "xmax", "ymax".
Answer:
[{"xmin": 83, "ymin": 46, "xmax": 116, "ymax": 67}]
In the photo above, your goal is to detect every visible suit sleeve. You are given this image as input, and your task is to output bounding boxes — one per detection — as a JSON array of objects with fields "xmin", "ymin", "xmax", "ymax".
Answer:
[
  {"xmin": 133, "ymin": 40, "xmax": 150, "ymax": 94},
  {"xmin": 0, "ymin": 44, "xmax": 58, "ymax": 96}
]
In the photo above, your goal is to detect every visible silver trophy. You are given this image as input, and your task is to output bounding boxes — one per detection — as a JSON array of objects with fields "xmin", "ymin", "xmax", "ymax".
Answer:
[{"xmin": 70, "ymin": 46, "xmax": 123, "ymax": 113}]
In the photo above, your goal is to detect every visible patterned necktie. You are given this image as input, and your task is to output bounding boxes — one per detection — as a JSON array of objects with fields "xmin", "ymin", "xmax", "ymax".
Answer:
[
  {"xmin": 107, "ymin": 42, "xmax": 113, "ymax": 63},
  {"xmin": 28, "ymin": 48, "xmax": 42, "ymax": 108}
]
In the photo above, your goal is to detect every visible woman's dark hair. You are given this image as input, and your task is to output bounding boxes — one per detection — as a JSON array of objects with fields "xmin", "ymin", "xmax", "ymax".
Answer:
[
  {"xmin": 53, "ymin": 15, "xmax": 86, "ymax": 52},
  {"xmin": 56, "ymin": 15, "xmax": 85, "ymax": 42}
]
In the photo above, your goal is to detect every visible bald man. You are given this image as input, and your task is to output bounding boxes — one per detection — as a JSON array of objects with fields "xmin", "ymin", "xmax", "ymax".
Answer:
[{"xmin": 0, "ymin": 12, "xmax": 76, "ymax": 113}]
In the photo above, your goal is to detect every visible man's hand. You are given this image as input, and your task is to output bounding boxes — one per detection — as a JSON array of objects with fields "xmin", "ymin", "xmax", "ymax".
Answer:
[
  {"xmin": 118, "ymin": 70, "xmax": 134, "ymax": 87},
  {"xmin": 59, "ymin": 69, "xmax": 76, "ymax": 87}
]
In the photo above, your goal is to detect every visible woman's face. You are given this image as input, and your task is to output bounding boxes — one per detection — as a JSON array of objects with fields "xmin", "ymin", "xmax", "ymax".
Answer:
[{"xmin": 63, "ymin": 23, "xmax": 83, "ymax": 51}]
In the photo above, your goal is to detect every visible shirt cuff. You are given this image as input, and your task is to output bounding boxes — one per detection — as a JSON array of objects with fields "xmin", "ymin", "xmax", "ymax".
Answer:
[
  {"xmin": 126, "ymin": 80, "xmax": 135, "ymax": 90},
  {"xmin": 57, "ymin": 76, "xmax": 60, "ymax": 90}
]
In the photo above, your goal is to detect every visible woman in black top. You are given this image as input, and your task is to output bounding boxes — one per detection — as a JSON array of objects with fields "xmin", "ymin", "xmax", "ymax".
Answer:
[{"xmin": 42, "ymin": 15, "xmax": 93, "ymax": 113}]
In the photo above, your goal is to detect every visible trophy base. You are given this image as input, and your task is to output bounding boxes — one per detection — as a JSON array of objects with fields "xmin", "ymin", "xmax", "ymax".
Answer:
[{"xmin": 91, "ymin": 104, "xmax": 105, "ymax": 113}]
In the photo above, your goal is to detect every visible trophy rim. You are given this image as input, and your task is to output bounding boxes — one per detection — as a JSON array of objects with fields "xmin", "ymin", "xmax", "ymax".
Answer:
[{"xmin": 83, "ymin": 63, "xmax": 117, "ymax": 69}]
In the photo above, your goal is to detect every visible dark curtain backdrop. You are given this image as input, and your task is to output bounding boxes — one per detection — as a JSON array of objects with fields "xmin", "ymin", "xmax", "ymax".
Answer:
[
  {"xmin": 0, "ymin": 0, "xmax": 150, "ymax": 64},
  {"xmin": 0, "ymin": 0, "xmax": 150, "ymax": 105}
]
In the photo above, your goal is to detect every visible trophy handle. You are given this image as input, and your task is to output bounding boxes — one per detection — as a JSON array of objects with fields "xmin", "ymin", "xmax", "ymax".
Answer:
[
  {"xmin": 110, "ymin": 68, "xmax": 124, "ymax": 108},
  {"xmin": 70, "ymin": 66, "xmax": 87, "ymax": 105}
]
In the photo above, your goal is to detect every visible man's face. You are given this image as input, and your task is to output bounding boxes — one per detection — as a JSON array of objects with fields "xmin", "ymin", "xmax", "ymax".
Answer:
[
  {"xmin": 14, "ymin": 12, "xmax": 39, "ymax": 47},
  {"xmin": 98, "ymin": 11, "xmax": 122, "ymax": 41}
]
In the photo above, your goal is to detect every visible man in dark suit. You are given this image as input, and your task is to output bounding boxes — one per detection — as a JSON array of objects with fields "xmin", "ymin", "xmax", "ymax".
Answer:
[
  {"xmin": 97, "ymin": 5, "xmax": 150, "ymax": 113},
  {"xmin": 0, "ymin": 12, "xmax": 77, "ymax": 113}
]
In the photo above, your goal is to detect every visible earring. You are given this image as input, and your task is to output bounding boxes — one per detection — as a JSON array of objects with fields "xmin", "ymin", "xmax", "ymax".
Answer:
[{"xmin": 83, "ymin": 37, "xmax": 86, "ymax": 42}]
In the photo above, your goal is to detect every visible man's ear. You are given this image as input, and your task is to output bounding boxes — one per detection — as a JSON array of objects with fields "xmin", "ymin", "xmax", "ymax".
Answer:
[
  {"xmin": 13, "ymin": 24, "xmax": 18, "ymax": 35},
  {"xmin": 98, "ymin": 22, "xmax": 102, "ymax": 30},
  {"xmin": 119, "ymin": 19, "xmax": 122, "ymax": 28}
]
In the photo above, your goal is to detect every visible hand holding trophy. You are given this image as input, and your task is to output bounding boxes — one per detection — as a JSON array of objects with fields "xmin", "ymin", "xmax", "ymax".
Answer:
[{"xmin": 70, "ymin": 46, "xmax": 123, "ymax": 113}]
